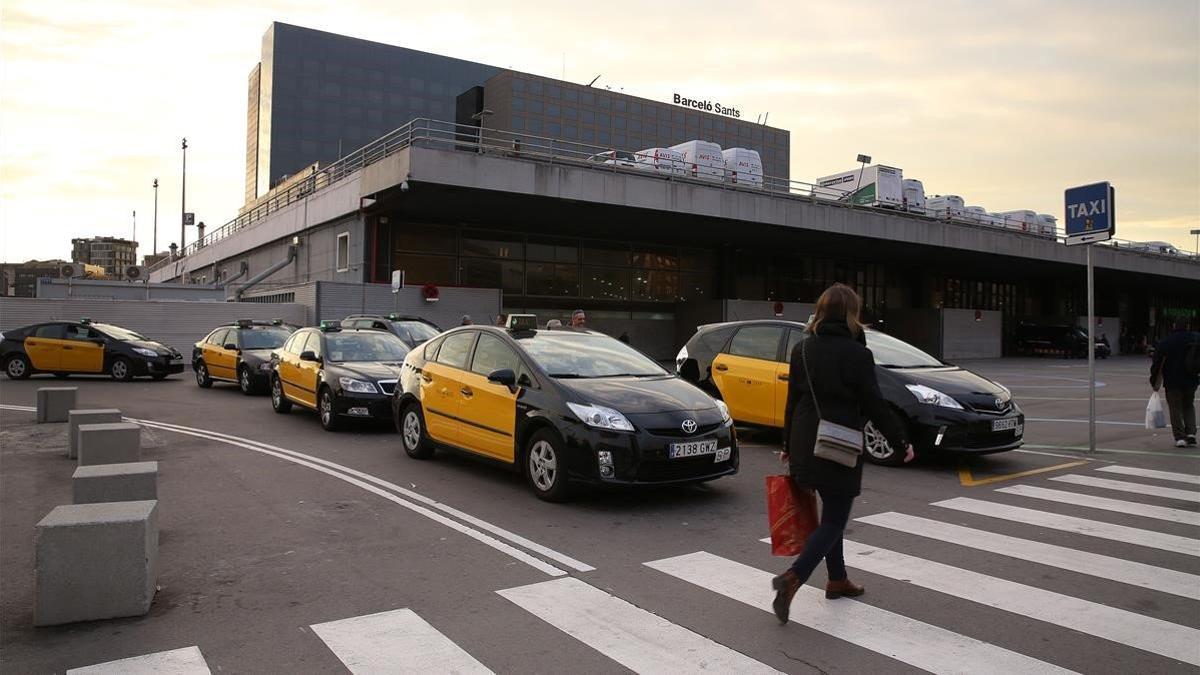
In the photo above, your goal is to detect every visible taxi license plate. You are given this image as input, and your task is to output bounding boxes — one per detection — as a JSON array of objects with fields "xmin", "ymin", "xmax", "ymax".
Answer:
[
  {"xmin": 669, "ymin": 439, "xmax": 718, "ymax": 459},
  {"xmin": 992, "ymin": 418, "xmax": 1020, "ymax": 432}
]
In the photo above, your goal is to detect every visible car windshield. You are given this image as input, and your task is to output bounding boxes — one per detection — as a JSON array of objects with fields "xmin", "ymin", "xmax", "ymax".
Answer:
[
  {"xmin": 393, "ymin": 320, "xmax": 439, "ymax": 344},
  {"xmin": 615, "ymin": 151, "xmax": 637, "ymax": 161},
  {"xmin": 324, "ymin": 332, "xmax": 410, "ymax": 362},
  {"xmin": 94, "ymin": 323, "xmax": 148, "ymax": 341},
  {"xmin": 241, "ymin": 327, "xmax": 292, "ymax": 350},
  {"xmin": 520, "ymin": 332, "xmax": 667, "ymax": 378},
  {"xmin": 865, "ymin": 330, "xmax": 943, "ymax": 368}
]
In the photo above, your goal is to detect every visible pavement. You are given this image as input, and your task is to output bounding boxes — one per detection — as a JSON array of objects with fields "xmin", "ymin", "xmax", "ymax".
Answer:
[{"xmin": 2, "ymin": 355, "xmax": 1198, "ymax": 673}]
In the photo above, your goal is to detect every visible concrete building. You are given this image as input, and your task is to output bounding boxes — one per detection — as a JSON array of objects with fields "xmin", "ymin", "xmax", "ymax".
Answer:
[
  {"xmin": 0, "ymin": 260, "xmax": 70, "ymax": 297},
  {"xmin": 71, "ymin": 237, "xmax": 138, "ymax": 277}
]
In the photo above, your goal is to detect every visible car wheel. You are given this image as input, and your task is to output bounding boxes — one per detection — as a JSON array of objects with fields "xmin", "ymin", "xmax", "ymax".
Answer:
[
  {"xmin": 863, "ymin": 421, "xmax": 908, "ymax": 467},
  {"xmin": 4, "ymin": 355, "xmax": 31, "ymax": 380},
  {"xmin": 53, "ymin": 372, "xmax": 70, "ymax": 379},
  {"xmin": 399, "ymin": 402, "xmax": 435, "ymax": 459},
  {"xmin": 194, "ymin": 361, "xmax": 213, "ymax": 388},
  {"xmin": 525, "ymin": 429, "xmax": 570, "ymax": 502},
  {"xmin": 109, "ymin": 357, "xmax": 134, "ymax": 382},
  {"xmin": 238, "ymin": 366, "xmax": 255, "ymax": 395},
  {"xmin": 318, "ymin": 387, "xmax": 341, "ymax": 431},
  {"xmin": 270, "ymin": 375, "xmax": 292, "ymax": 413}
]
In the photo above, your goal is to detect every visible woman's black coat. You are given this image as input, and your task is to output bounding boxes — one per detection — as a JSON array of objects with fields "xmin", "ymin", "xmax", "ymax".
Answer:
[{"xmin": 784, "ymin": 320, "xmax": 908, "ymax": 496}]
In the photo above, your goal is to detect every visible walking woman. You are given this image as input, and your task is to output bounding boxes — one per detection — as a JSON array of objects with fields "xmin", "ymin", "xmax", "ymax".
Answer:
[{"xmin": 772, "ymin": 283, "xmax": 913, "ymax": 623}]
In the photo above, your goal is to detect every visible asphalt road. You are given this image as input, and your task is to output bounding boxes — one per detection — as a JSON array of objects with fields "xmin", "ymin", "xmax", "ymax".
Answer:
[{"xmin": 2, "ymin": 356, "xmax": 1198, "ymax": 673}]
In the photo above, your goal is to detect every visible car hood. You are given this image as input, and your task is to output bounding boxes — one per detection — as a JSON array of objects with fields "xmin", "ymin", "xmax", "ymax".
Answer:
[
  {"xmin": 334, "ymin": 361, "xmax": 404, "ymax": 380},
  {"xmin": 130, "ymin": 340, "xmax": 178, "ymax": 357},
  {"xmin": 558, "ymin": 375, "xmax": 717, "ymax": 414},
  {"xmin": 884, "ymin": 365, "xmax": 1011, "ymax": 411},
  {"xmin": 241, "ymin": 348, "xmax": 276, "ymax": 363}
]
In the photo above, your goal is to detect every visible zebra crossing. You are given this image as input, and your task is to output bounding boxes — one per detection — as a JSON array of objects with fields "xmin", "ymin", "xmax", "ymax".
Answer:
[{"xmin": 71, "ymin": 463, "xmax": 1200, "ymax": 673}]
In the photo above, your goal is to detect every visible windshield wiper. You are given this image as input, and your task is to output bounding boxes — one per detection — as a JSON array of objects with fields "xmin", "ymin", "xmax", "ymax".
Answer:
[{"xmin": 548, "ymin": 373, "xmax": 589, "ymax": 378}]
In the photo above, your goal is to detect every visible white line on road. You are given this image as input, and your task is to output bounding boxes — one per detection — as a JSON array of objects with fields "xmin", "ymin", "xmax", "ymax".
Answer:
[
  {"xmin": 645, "ymin": 551, "xmax": 1074, "ymax": 675},
  {"xmin": 996, "ymin": 485, "xmax": 1200, "ymax": 526},
  {"xmin": 311, "ymin": 608, "xmax": 493, "ymax": 675},
  {"xmin": 67, "ymin": 646, "xmax": 211, "ymax": 674},
  {"xmin": 841, "ymin": 540, "xmax": 1200, "ymax": 667},
  {"xmin": 1097, "ymin": 465, "xmax": 1200, "ymax": 485},
  {"xmin": 1049, "ymin": 475, "xmax": 1200, "ymax": 503},
  {"xmin": 855, "ymin": 512, "xmax": 1200, "ymax": 600},
  {"xmin": 1026, "ymin": 417, "xmax": 1144, "ymax": 427},
  {"xmin": 932, "ymin": 497, "xmax": 1200, "ymax": 557},
  {"xmin": 499, "ymin": 577, "xmax": 782, "ymax": 674}
]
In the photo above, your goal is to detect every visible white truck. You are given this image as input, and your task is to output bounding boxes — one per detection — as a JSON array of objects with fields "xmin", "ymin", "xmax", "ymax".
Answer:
[
  {"xmin": 815, "ymin": 165, "xmax": 904, "ymax": 208},
  {"xmin": 669, "ymin": 140, "xmax": 725, "ymax": 181},
  {"xmin": 721, "ymin": 147, "xmax": 763, "ymax": 187},
  {"xmin": 925, "ymin": 195, "xmax": 966, "ymax": 219},
  {"xmin": 634, "ymin": 147, "xmax": 685, "ymax": 175},
  {"xmin": 902, "ymin": 178, "xmax": 926, "ymax": 212},
  {"xmin": 1036, "ymin": 214, "xmax": 1058, "ymax": 238},
  {"xmin": 994, "ymin": 209, "xmax": 1040, "ymax": 233}
]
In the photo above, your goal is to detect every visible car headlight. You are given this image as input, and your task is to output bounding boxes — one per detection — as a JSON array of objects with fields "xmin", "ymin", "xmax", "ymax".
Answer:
[
  {"xmin": 133, "ymin": 347, "xmax": 158, "ymax": 358},
  {"xmin": 339, "ymin": 377, "xmax": 378, "ymax": 394},
  {"xmin": 567, "ymin": 402, "xmax": 635, "ymax": 432},
  {"xmin": 715, "ymin": 399, "xmax": 731, "ymax": 424},
  {"xmin": 905, "ymin": 384, "xmax": 964, "ymax": 410}
]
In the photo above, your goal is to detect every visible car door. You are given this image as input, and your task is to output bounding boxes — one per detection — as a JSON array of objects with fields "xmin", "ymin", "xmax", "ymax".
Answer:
[
  {"xmin": 293, "ymin": 332, "xmax": 323, "ymax": 408},
  {"xmin": 458, "ymin": 332, "xmax": 520, "ymax": 462},
  {"xmin": 25, "ymin": 324, "xmax": 66, "ymax": 371},
  {"xmin": 278, "ymin": 331, "xmax": 309, "ymax": 404},
  {"xmin": 776, "ymin": 329, "xmax": 805, "ymax": 427},
  {"xmin": 61, "ymin": 324, "xmax": 105, "ymax": 373},
  {"xmin": 420, "ymin": 331, "xmax": 476, "ymax": 447},
  {"xmin": 205, "ymin": 328, "xmax": 236, "ymax": 380},
  {"xmin": 711, "ymin": 324, "xmax": 786, "ymax": 427}
]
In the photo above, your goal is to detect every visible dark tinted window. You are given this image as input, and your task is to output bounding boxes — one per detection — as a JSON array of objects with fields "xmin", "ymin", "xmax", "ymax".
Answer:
[
  {"xmin": 324, "ymin": 332, "xmax": 409, "ymax": 362},
  {"xmin": 392, "ymin": 320, "xmax": 439, "ymax": 345},
  {"xmin": 435, "ymin": 331, "xmax": 475, "ymax": 369},
  {"xmin": 241, "ymin": 327, "xmax": 291, "ymax": 350},
  {"xmin": 692, "ymin": 325, "xmax": 736, "ymax": 357},
  {"xmin": 727, "ymin": 325, "xmax": 784, "ymax": 361},
  {"xmin": 64, "ymin": 325, "xmax": 99, "ymax": 341},
  {"xmin": 470, "ymin": 333, "xmax": 520, "ymax": 376},
  {"xmin": 34, "ymin": 324, "xmax": 65, "ymax": 339}
]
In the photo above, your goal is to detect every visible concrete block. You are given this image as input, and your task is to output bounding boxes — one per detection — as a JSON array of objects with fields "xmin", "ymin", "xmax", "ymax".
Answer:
[
  {"xmin": 68, "ymin": 409, "xmax": 123, "ymax": 459},
  {"xmin": 77, "ymin": 423, "xmax": 141, "ymax": 466},
  {"xmin": 36, "ymin": 387, "xmax": 77, "ymax": 423},
  {"xmin": 73, "ymin": 462, "xmax": 158, "ymax": 504},
  {"xmin": 35, "ymin": 500, "xmax": 158, "ymax": 626}
]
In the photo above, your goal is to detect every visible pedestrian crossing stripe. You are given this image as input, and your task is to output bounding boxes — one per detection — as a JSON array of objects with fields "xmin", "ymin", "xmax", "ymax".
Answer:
[
  {"xmin": 311, "ymin": 608, "xmax": 492, "ymax": 674},
  {"xmin": 997, "ymin": 485, "xmax": 1200, "ymax": 525},
  {"xmin": 1049, "ymin": 474, "xmax": 1200, "ymax": 502},
  {"xmin": 498, "ymin": 576, "xmax": 783, "ymax": 674},
  {"xmin": 645, "ymin": 551, "xmax": 1075, "ymax": 674},
  {"xmin": 855, "ymin": 511, "xmax": 1200, "ymax": 600},
  {"xmin": 67, "ymin": 646, "xmax": 211, "ymax": 674},
  {"xmin": 933, "ymin": 496, "xmax": 1200, "ymax": 557},
  {"xmin": 1096, "ymin": 465, "xmax": 1200, "ymax": 486}
]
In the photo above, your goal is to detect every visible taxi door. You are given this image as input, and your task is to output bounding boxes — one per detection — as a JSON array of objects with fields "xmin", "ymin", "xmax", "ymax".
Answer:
[
  {"xmin": 710, "ymin": 325, "xmax": 785, "ymax": 427},
  {"xmin": 208, "ymin": 329, "xmax": 239, "ymax": 381},
  {"xmin": 24, "ymin": 324, "xmax": 65, "ymax": 371},
  {"xmin": 277, "ymin": 331, "xmax": 309, "ymax": 404},
  {"xmin": 292, "ymin": 332, "xmax": 322, "ymax": 408},
  {"xmin": 457, "ymin": 333, "xmax": 519, "ymax": 462},
  {"xmin": 420, "ymin": 331, "xmax": 476, "ymax": 447},
  {"xmin": 774, "ymin": 329, "xmax": 805, "ymax": 427},
  {"xmin": 61, "ymin": 325, "xmax": 105, "ymax": 373}
]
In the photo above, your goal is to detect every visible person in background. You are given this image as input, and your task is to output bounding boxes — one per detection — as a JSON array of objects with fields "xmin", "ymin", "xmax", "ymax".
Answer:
[
  {"xmin": 570, "ymin": 309, "xmax": 587, "ymax": 328},
  {"xmin": 1151, "ymin": 319, "xmax": 1199, "ymax": 448},
  {"xmin": 496, "ymin": 314, "xmax": 507, "ymax": 326},
  {"xmin": 771, "ymin": 283, "xmax": 914, "ymax": 624},
  {"xmin": 460, "ymin": 315, "xmax": 473, "ymax": 326}
]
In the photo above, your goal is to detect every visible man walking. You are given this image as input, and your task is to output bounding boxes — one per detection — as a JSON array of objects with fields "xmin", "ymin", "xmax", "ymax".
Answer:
[{"xmin": 1151, "ymin": 320, "xmax": 1199, "ymax": 448}]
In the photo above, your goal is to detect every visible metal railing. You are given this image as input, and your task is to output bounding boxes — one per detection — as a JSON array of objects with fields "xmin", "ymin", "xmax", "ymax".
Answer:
[{"xmin": 151, "ymin": 117, "xmax": 1198, "ymax": 272}]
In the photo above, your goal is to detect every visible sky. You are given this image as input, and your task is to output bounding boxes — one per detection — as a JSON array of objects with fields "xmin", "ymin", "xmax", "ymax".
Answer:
[{"xmin": 2, "ymin": 0, "xmax": 1198, "ymax": 262}]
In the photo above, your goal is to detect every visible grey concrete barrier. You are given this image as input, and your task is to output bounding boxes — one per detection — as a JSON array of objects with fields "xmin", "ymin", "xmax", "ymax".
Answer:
[
  {"xmin": 36, "ymin": 387, "xmax": 77, "ymax": 423},
  {"xmin": 77, "ymin": 423, "xmax": 141, "ymax": 466},
  {"xmin": 34, "ymin": 500, "xmax": 159, "ymax": 626},
  {"xmin": 73, "ymin": 462, "xmax": 158, "ymax": 505},
  {"xmin": 67, "ymin": 409, "xmax": 123, "ymax": 459}
]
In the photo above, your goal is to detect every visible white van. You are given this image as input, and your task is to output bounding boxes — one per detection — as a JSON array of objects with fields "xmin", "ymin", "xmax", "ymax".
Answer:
[
  {"xmin": 964, "ymin": 206, "xmax": 989, "ymax": 224},
  {"xmin": 994, "ymin": 209, "xmax": 1039, "ymax": 233},
  {"xmin": 816, "ymin": 165, "xmax": 904, "ymax": 208},
  {"xmin": 634, "ymin": 147, "xmax": 685, "ymax": 175},
  {"xmin": 902, "ymin": 179, "xmax": 926, "ymax": 212},
  {"xmin": 1036, "ymin": 213, "xmax": 1058, "ymax": 238},
  {"xmin": 721, "ymin": 147, "xmax": 763, "ymax": 187},
  {"xmin": 669, "ymin": 140, "xmax": 725, "ymax": 181},
  {"xmin": 925, "ymin": 195, "xmax": 966, "ymax": 219}
]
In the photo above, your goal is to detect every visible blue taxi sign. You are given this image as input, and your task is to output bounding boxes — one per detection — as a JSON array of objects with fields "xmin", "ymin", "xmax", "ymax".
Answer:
[{"xmin": 1064, "ymin": 182, "xmax": 1115, "ymax": 246}]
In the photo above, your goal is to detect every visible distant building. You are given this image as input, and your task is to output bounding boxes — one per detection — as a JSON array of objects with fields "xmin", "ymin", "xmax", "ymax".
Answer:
[
  {"xmin": 0, "ymin": 259, "xmax": 69, "ymax": 297},
  {"xmin": 71, "ymin": 236, "xmax": 138, "ymax": 276}
]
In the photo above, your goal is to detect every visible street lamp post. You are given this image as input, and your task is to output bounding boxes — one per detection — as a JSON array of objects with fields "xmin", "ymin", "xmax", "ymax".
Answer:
[
  {"xmin": 1191, "ymin": 228, "xmax": 1200, "ymax": 256},
  {"xmin": 854, "ymin": 153, "xmax": 871, "ymax": 203},
  {"xmin": 471, "ymin": 109, "xmax": 494, "ymax": 154},
  {"xmin": 180, "ymin": 138, "xmax": 188, "ymax": 251},
  {"xmin": 152, "ymin": 178, "xmax": 159, "ymax": 257}
]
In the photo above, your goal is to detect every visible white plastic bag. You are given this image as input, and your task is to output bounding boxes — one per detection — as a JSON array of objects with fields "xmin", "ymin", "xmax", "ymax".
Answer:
[{"xmin": 1146, "ymin": 391, "xmax": 1168, "ymax": 430}]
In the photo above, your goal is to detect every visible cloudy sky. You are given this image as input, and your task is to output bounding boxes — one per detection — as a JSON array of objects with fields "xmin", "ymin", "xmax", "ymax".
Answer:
[{"xmin": 2, "ymin": 0, "xmax": 1197, "ymax": 261}]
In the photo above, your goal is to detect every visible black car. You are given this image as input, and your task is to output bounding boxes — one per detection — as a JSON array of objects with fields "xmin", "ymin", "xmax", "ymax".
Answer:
[
  {"xmin": 677, "ymin": 320, "xmax": 1023, "ymax": 465},
  {"xmin": 1015, "ymin": 322, "xmax": 1110, "ymax": 359},
  {"xmin": 341, "ymin": 314, "xmax": 442, "ymax": 349},
  {"xmin": 269, "ymin": 323, "xmax": 411, "ymax": 430},
  {"xmin": 1, "ymin": 319, "xmax": 184, "ymax": 381},
  {"xmin": 192, "ymin": 319, "xmax": 295, "ymax": 394},
  {"xmin": 392, "ymin": 315, "xmax": 738, "ymax": 501}
]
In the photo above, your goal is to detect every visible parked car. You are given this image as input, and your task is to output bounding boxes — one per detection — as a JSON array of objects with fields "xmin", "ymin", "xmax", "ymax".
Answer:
[
  {"xmin": 1, "ymin": 318, "xmax": 183, "ymax": 381},
  {"xmin": 342, "ymin": 314, "xmax": 442, "ymax": 349},
  {"xmin": 1015, "ymin": 323, "xmax": 1110, "ymax": 359},
  {"xmin": 676, "ymin": 320, "xmax": 1024, "ymax": 465},
  {"xmin": 193, "ymin": 319, "xmax": 294, "ymax": 394}
]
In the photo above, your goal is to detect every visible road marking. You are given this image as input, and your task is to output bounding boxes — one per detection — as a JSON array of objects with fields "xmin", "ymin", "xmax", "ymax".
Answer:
[
  {"xmin": 1026, "ymin": 417, "xmax": 1144, "ymax": 427},
  {"xmin": 67, "ymin": 646, "xmax": 211, "ymax": 674},
  {"xmin": 997, "ymin": 485, "xmax": 1200, "ymax": 526},
  {"xmin": 1097, "ymin": 465, "xmax": 1200, "ymax": 485},
  {"xmin": 933, "ymin": 497, "xmax": 1200, "ymax": 557},
  {"xmin": 1049, "ymin": 475, "xmax": 1200, "ymax": 503},
  {"xmin": 957, "ymin": 460, "xmax": 1089, "ymax": 487},
  {"xmin": 645, "ymin": 551, "xmax": 1074, "ymax": 675},
  {"xmin": 841, "ymin": 540, "xmax": 1200, "ymax": 667},
  {"xmin": 311, "ymin": 608, "xmax": 492, "ymax": 674},
  {"xmin": 1022, "ymin": 444, "xmax": 1200, "ymax": 458},
  {"xmin": 499, "ymin": 577, "xmax": 781, "ymax": 674},
  {"xmin": 1015, "ymin": 449, "xmax": 1111, "ymax": 460},
  {"xmin": 855, "ymin": 511, "xmax": 1200, "ymax": 600}
]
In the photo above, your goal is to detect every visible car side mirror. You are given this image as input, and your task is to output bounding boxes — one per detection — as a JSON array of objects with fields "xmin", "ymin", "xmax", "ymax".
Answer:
[
  {"xmin": 224, "ymin": 343, "xmax": 238, "ymax": 351},
  {"xmin": 299, "ymin": 350, "xmax": 319, "ymax": 362},
  {"xmin": 487, "ymin": 368, "xmax": 516, "ymax": 388},
  {"xmin": 517, "ymin": 372, "xmax": 533, "ymax": 388}
]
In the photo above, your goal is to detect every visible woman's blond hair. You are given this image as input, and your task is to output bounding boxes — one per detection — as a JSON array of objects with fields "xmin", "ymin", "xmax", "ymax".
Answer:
[{"xmin": 807, "ymin": 283, "xmax": 864, "ymax": 336}]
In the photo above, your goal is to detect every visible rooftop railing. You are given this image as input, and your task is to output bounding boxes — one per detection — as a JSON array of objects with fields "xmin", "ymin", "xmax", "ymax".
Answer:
[{"xmin": 149, "ymin": 118, "xmax": 1197, "ymax": 272}]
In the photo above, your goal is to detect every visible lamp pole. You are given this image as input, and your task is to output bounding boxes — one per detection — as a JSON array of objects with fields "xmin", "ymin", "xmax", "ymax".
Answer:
[
  {"xmin": 1191, "ymin": 228, "xmax": 1200, "ymax": 256},
  {"xmin": 471, "ymin": 109, "xmax": 494, "ymax": 154},
  {"xmin": 180, "ymin": 138, "xmax": 188, "ymax": 250},
  {"xmin": 152, "ymin": 178, "xmax": 159, "ymax": 256},
  {"xmin": 854, "ymin": 153, "xmax": 871, "ymax": 203}
]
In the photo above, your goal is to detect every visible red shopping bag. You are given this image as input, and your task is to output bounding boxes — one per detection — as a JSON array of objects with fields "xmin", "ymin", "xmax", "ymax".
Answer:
[{"xmin": 766, "ymin": 475, "xmax": 819, "ymax": 556}]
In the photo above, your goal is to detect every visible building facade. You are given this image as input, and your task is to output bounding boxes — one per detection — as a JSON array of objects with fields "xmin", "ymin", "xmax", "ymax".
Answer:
[
  {"xmin": 70, "ymin": 237, "xmax": 137, "ymax": 276},
  {"xmin": 0, "ymin": 260, "xmax": 69, "ymax": 297}
]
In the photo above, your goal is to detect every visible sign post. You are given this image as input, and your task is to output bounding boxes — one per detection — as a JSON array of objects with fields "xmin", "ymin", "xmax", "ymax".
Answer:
[
  {"xmin": 1064, "ymin": 182, "xmax": 1115, "ymax": 453},
  {"xmin": 391, "ymin": 269, "xmax": 404, "ymax": 313}
]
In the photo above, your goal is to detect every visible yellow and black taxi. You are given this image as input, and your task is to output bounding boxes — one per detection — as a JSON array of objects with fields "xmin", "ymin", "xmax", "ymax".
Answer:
[
  {"xmin": 192, "ymin": 319, "xmax": 296, "ymax": 394},
  {"xmin": 392, "ymin": 315, "xmax": 738, "ymax": 502},
  {"xmin": 676, "ymin": 320, "xmax": 1023, "ymax": 465},
  {"xmin": 269, "ymin": 321, "xmax": 411, "ymax": 430},
  {"xmin": 0, "ymin": 318, "xmax": 184, "ymax": 381},
  {"xmin": 341, "ymin": 314, "xmax": 442, "ymax": 349}
]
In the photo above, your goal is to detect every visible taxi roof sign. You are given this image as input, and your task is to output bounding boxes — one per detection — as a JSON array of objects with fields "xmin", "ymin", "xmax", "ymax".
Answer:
[
  {"xmin": 236, "ymin": 318, "xmax": 254, "ymax": 327},
  {"xmin": 506, "ymin": 314, "xmax": 538, "ymax": 332},
  {"xmin": 79, "ymin": 317, "xmax": 92, "ymax": 324}
]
